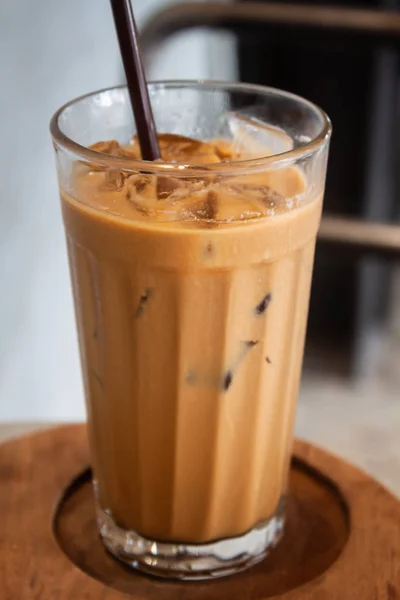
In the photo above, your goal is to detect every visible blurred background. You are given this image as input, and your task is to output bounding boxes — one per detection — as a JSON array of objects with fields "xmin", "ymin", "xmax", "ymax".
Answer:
[{"xmin": 0, "ymin": 0, "xmax": 399, "ymax": 493}]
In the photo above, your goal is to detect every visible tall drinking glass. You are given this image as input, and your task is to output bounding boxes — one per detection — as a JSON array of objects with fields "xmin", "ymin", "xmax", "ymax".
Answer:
[{"xmin": 50, "ymin": 81, "xmax": 331, "ymax": 580}]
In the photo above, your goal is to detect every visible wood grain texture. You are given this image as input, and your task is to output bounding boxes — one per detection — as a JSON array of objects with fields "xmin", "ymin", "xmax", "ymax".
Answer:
[{"xmin": 1, "ymin": 424, "xmax": 400, "ymax": 599}]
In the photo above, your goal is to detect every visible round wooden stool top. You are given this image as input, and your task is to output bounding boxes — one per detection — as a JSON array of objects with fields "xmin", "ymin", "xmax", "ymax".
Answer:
[{"xmin": 1, "ymin": 424, "xmax": 400, "ymax": 599}]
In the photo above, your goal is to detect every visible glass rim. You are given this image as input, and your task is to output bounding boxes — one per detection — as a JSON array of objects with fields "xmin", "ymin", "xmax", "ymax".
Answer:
[{"xmin": 50, "ymin": 80, "xmax": 332, "ymax": 176}]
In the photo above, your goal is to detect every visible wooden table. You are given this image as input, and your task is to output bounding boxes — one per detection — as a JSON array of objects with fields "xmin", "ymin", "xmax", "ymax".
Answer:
[
  {"xmin": 1, "ymin": 423, "xmax": 400, "ymax": 598},
  {"xmin": 0, "ymin": 422, "xmax": 51, "ymax": 443}
]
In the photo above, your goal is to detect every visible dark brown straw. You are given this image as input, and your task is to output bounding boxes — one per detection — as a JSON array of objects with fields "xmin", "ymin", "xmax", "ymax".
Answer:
[{"xmin": 110, "ymin": 0, "xmax": 160, "ymax": 160}]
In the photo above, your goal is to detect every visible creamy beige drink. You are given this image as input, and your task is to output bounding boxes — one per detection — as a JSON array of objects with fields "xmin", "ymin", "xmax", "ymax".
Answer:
[
  {"xmin": 62, "ymin": 134, "xmax": 321, "ymax": 543},
  {"xmin": 52, "ymin": 81, "xmax": 330, "ymax": 579}
]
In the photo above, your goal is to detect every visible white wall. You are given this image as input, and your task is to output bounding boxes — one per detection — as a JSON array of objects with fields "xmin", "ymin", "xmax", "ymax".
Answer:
[{"xmin": 0, "ymin": 0, "xmax": 236, "ymax": 421}]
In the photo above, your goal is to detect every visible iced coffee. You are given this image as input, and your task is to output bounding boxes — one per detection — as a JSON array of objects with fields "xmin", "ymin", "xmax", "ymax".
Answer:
[{"xmin": 51, "ymin": 82, "xmax": 331, "ymax": 579}]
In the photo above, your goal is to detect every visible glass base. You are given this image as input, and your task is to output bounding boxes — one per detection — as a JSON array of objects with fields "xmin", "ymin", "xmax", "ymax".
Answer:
[{"xmin": 96, "ymin": 502, "xmax": 285, "ymax": 581}]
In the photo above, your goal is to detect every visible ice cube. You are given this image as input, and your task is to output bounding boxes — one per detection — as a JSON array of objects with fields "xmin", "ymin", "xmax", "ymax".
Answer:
[
  {"xmin": 90, "ymin": 140, "xmax": 139, "ymax": 159},
  {"xmin": 125, "ymin": 174, "xmax": 157, "ymax": 215},
  {"xmin": 224, "ymin": 112, "xmax": 293, "ymax": 158},
  {"xmin": 90, "ymin": 140, "xmax": 121, "ymax": 155},
  {"xmin": 157, "ymin": 133, "xmax": 222, "ymax": 164},
  {"xmin": 100, "ymin": 169, "xmax": 128, "ymax": 192},
  {"xmin": 179, "ymin": 190, "xmax": 218, "ymax": 222},
  {"xmin": 156, "ymin": 175, "xmax": 185, "ymax": 200},
  {"xmin": 86, "ymin": 140, "xmax": 139, "ymax": 173},
  {"xmin": 211, "ymin": 180, "xmax": 285, "ymax": 220},
  {"xmin": 230, "ymin": 183, "xmax": 285, "ymax": 209},
  {"xmin": 124, "ymin": 172, "xmax": 199, "ymax": 218}
]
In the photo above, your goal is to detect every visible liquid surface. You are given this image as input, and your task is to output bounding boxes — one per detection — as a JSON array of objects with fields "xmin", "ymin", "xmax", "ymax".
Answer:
[
  {"xmin": 62, "ymin": 134, "xmax": 322, "ymax": 542},
  {"xmin": 73, "ymin": 134, "xmax": 307, "ymax": 225}
]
